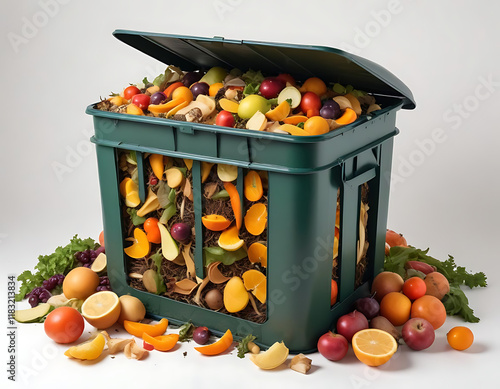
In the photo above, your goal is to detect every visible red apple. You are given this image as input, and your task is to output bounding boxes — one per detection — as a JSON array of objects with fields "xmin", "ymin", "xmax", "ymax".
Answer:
[
  {"xmin": 215, "ymin": 110, "xmax": 235, "ymax": 127},
  {"xmin": 259, "ymin": 77, "xmax": 285, "ymax": 99},
  {"xmin": 131, "ymin": 93, "xmax": 151, "ymax": 110},
  {"xmin": 402, "ymin": 317, "xmax": 435, "ymax": 350},
  {"xmin": 336, "ymin": 311, "xmax": 369, "ymax": 343},
  {"xmin": 317, "ymin": 331, "xmax": 349, "ymax": 361}
]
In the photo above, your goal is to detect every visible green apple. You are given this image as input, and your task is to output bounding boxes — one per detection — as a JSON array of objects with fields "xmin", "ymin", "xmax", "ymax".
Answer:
[
  {"xmin": 238, "ymin": 94, "xmax": 271, "ymax": 119},
  {"xmin": 14, "ymin": 303, "xmax": 52, "ymax": 323}
]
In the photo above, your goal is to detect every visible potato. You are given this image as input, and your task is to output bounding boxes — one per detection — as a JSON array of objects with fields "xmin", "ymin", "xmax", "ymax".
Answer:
[{"xmin": 424, "ymin": 272, "xmax": 450, "ymax": 300}]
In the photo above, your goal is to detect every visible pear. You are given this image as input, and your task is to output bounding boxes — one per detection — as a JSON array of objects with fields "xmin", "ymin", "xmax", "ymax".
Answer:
[{"xmin": 157, "ymin": 222, "xmax": 179, "ymax": 261}]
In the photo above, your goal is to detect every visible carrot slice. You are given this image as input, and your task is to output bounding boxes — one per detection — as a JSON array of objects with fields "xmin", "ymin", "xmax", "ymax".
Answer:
[
  {"xmin": 223, "ymin": 182, "xmax": 242, "ymax": 230},
  {"xmin": 194, "ymin": 329, "xmax": 233, "ymax": 356},
  {"xmin": 244, "ymin": 171, "xmax": 263, "ymax": 202},
  {"xmin": 123, "ymin": 318, "xmax": 168, "ymax": 338},
  {"xmin": 148, "ymin": 98, "xmax": 184, "ymax": 115},
  {"xmin": 142, "ymin": 333, "xmax": 179, "ymax": 352}
]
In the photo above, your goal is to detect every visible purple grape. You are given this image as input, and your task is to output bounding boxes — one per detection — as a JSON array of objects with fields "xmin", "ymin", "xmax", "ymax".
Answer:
[
  {"xmin": 192, "ymin": 326, "xmax": 211, "ymax": 345},
  {"xmin": 99, "ymin": 276, "xmax": 110, "ymax": 286},
  {"xmin": 42, "ymin": 278, "xmax": 58, "ymax": 291},
  {"xmin": 182, "ymin": 71, "xmax": 202, "ymax": 87},
  {"xmin": 320, "ymin": 100, "xmax": 341, "ymax": 119},
  {"xmin": 354, "ymin": 297, "xmax": 380, "ymax": 320},
  {"xmin": 29, "ymin": 287, "xmax": 43, "ymax": 297},
  {"xmin": 190, "ymin": 82, "xmax": 209, "ymax": 98},
  {"xmin": 28, "ymin": 294, "xmax": 39, "ymax": 308},
  {"xmin": 96, "ymin": 285, "xmax": 111, "ymax": 292},
  {"xmin": 54, "ymin": 274, "xmax": 65, "ymax": 285},
  {"xmin": 38, "ymin": 289, "xmax": 52, "ymax": 303},
  {"xmin": 83, "ymin": 263, "xmax": 91, "ymax": 268},
  {"xmin": 150, "ymin": 91, "xmax": 167, "ymax": 105},
  {"xmin": 77, "ymin": 251, "xmax": 91, "ymax": 264},
  {"xmin": 95, "ymin": 246, "xmax": 105, "ymax": 256}
]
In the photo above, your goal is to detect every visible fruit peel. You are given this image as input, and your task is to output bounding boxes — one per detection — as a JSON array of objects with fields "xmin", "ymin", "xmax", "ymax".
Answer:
[{"xmin": 249, "ymin": 341, "xmax": 289, "ymax": 370}]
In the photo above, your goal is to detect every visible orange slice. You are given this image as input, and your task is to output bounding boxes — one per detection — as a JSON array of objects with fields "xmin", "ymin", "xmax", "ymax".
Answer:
[
  {"xmin": 335, "ymin": 108, "xmax": 357, "ymax": 125},
  {"xmin": 219, "ymin": 98, "xmax": 239, "ymax": 113},
  {"xmin": 218, "ymin": 223, "xmax": 244, "ymax": 251},
  {"xmin": 244, "ymin": 203, "xmax": 267, "ymax": 236},
  {"xmin": 202, "ymin": 215, "xmax": 232, "ymax": 231},
  {"xmin": 124, "ymin": 228, "xmax": 151, "ymax": 259},
  {"xmin": 352, "ymin": 329, "xmax": 398, "ymax": 367},
  {"xmin": 65, "ymin": 333, "xmax": 106, "ymax": 360},
  {"xmin": 81, "ymin": 291, "xmax": 121, "ymax": 329},
  {"xmin": 142, "ymin": 333, "xmax": 179, "ymax": 352},
  {"xmin": 242, "ymin": 269, "xmax": 266, "ymax": 304},
  {"xmin": 194, "ymin": 329, "xmax": 233, "ymax": 355},
  {"xmin": 247, "ymin": 242, "xmax": 267, "ymax": 268}
]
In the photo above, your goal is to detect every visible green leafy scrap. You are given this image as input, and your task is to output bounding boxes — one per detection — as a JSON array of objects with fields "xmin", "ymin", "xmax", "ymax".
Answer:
[
  {"xmin": 237, "ymin": 334, "xmax": 257, "ymax": 358},
  {"xmin": 127, "ymin": 208, "xmax": 147, "ymax": 226},
  {"xmin": 16, "ymin": 235, "xmax": 98, "ymax": 301},
  {"xmin": 178, "ymin": 322, "xmax": 195, "ymax": 342},
  {"xmin": 203, "ymin": 246, "xmax": 248, "ymax": 267}
]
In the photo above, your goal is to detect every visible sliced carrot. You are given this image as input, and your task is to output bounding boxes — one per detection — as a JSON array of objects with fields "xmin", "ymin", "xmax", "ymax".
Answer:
[
  {"xmin": 244, "ymin": 171, "xmax": 263, "ymax": 202},
  {"xmin": 283, "ymin": 115, "xmax": 308, "ymax": 125},
  {"xmin": 224, "ymin": 182, "xmax": 242, "ymax": 230},
  {"xmin": 164, "ymin": 81, "xmax": 184, "ymax": 98},
  {"xmin": 194, "ymin": 329, "xmax": 233, "ymax": 356},
  {"xmin": 335, "ymin": 108, "xmax": 357, "ymax": 125},
  {"xmin": 202, "ymin": 214, "xmax": 232, "ymax": 231},
  {"xmin": 244, "ymin": 203, "xmax": 267, "ymax": 236},
  {"xmin": 265, "ymin": 100, "xmax": 291, "ymax": 121}
]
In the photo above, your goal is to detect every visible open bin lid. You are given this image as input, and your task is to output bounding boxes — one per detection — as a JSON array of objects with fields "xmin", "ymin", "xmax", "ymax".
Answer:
[{"xmin": 112, "ymin": 30, "xmax": 415, "ymax": 110}]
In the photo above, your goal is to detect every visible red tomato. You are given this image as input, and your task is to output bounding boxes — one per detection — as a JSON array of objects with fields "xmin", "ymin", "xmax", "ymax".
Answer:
[
  {"xmin": 300, "ymin": 92, "xmax": 321, "ymax": 116},
  {"xmin": 402, "ymin": 277, "xmax": 427, "ymax": 300},
  {"xmin": 215, "ymin": 110, "xmax": 235, "ymax": 127},
  {"xmin": 44, "ymin": 307, "xmax": 85, "ymax": 344},
  {"xmin": 131, "ymin": 93, "xmax": 151, "ymax": 110},
  {"xmin": 123, "ymin": 85, "xmax": 141, "ymax": 100}
]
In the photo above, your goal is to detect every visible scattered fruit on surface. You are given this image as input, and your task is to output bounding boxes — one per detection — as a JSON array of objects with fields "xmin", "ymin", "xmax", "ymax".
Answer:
[
  {"xmin": 317, "ymin": 331, "xmax": 349, "ymax": 361},
  {"xmin": 352, "ymin": 329, "xmax": 398, "ymax": 367},
  {"xmin": 336, "ymin": 311, "xmax": 369, "ymax": 343},
  {"xmin": 193, "ymin": 326, "xmax": 211, "ymax": 345},
  {"xmin": 402, "ymin": 318, "xmax": 435, "ymax": 351},
  {"xmin": 63, "ymin": 267, "xmax": 100, "ymax": 300},
  {"xmin": 117, "ymin": 295, "xmax": 146, "ymax": 324},
  {"xmin": 402, "ymin": 276, "xmax": 427, "ymax": 300},
  {"xmin": 123, "ymin": 318, "xmax": 168, "ymax": 338},
  {"xmin": 354, "ymin": 296, "xmax": 380, "ymax": 319},
  {"xmin": 371, "ymin": 271, "xmax": 404, "ymax": 302},
  {"xmin": 380, "ymin": 292, "xmax": 411, "ymax": 326},
  {"xmin": 424, "ymin": 272, "xmax": 450, "ymax": 300},
  {"xmin": 447, "ymin": 326, "xmax": 474, "ymax": 351},
  {"xmin": 44, "ymin": 307, "xmax": 84, "ymax": 344},
  {"xmin": 142, "ymin": 333, "xmax": 179, "ymax": 352},
  {"xmin": 14, "ymin": 303, "xmax": 52, "ymax": 323},
  {"xmin": 290, "ymin": 353, "xmax": 312, "ymax": 374},
  {"xmin": 370, "ymin": 315, "xmax": 401, "ymax": 342},
  {"xmin": 81, "ymin": 291, "xmax": 121, "ymax": 329},
  {"xmin": 65, "ymin": 333, "xmax": 106, "ymax": 360},
  {"xmin": 411, "ymin": 295, "xmax": 447, "ymax": 330},
  {"xmin": 249, "ymin": 341, "xmax": 289, "ymax": 369},
  {"xmin": 194, "ymin": 329, "xmax": 233, "ymax": 356}
]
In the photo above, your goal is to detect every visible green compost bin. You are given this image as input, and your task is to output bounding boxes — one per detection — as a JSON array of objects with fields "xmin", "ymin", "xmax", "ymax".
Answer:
[{"xmin": 87, "ymin": 30, "xmax": 415, "ymax": 353}]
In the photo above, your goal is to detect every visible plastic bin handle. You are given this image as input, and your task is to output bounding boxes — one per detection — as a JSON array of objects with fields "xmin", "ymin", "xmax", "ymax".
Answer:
[{"xmin": 343, "ymin": 165, "xmax": 377, "ymax": 188}]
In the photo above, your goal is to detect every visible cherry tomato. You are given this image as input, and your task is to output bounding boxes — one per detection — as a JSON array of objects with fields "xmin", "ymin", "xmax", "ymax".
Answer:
[
  {"xmin": 402, "ymin": 276, "xmax": 426, "ymax": 300},
  {"xmin": 215, "ymin": 110, "xmax": 235, "ymax": 127},
  {"xmin": 300, "ymin": 92, "xmax": 321, "ymax": 117},
  {"xmin": 44, "ymin": 307, "xmax": 85, "ymax": 344},
  {"xmin": 447, "ymin": 326, "xmax": 474, "ymax": 351},
  {"xmin": 131, "ymin": 93, "xmax": 151, "ymax": 110},
  {"xmin": 123, "ymin": 85, "xmax": 141, "ymax": 100},
  {"xmin": 144, "ymin": 217, "xmax": 161, "ymax": 244}
]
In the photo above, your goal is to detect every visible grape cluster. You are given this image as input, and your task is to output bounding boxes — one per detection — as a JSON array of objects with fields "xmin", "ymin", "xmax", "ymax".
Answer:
[
  {"xmin": 75, "ymin": 246, "xmax": 105, "ymax": 268},
  {"xmin": 27, "ymin": 274, "xmax": 65, "ymax": 307},
  {"xmin": 97, "ymin": 276, "xmax": 111, "ymax": 292}
]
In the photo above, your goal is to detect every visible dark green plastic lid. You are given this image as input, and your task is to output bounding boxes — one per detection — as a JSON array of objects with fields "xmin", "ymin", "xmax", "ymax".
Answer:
[{"xmin": 112, "ymin": 29, "xmax": 415, "ymax": 109}]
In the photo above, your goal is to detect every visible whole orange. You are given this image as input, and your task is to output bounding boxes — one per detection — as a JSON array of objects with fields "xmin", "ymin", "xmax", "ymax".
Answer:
[
  {"xmin": 411, "ymin": 295, "xmax": 447, "ymax": 329},
  {"xmin": 379, "ymin": 292, "xmax": 411, "ymax": 326}
]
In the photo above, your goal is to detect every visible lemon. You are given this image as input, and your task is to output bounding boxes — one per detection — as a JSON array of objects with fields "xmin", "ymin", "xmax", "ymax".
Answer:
[{"xmin": 81, "ymin": 291, "xmax": 121, "ymax": 329}]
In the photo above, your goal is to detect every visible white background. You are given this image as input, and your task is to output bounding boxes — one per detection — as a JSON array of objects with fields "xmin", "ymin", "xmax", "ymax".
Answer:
[{"xmin": 1, "ymin": 0, "xmax": 499, "ymax": 387}]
